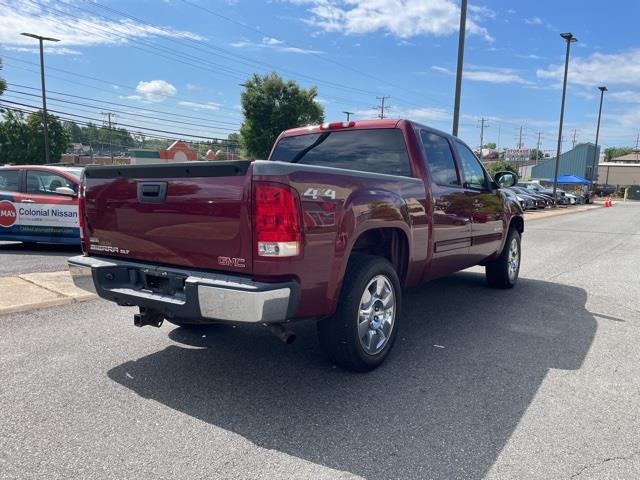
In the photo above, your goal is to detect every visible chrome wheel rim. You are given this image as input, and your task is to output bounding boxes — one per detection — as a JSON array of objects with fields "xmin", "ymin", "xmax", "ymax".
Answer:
[
  {"xmin": 357, "ymin": 275, "xmax": 396, "ymax": 355},
  {"xmin": 507, "ymin": 237, "xmax": 520, "ymax": 282}
]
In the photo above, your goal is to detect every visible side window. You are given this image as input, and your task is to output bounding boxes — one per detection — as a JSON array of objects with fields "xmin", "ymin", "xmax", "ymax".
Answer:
[
  {"xmin": 0, "ymin": 170, "xmax": 21, "ymax": 192},
  {"xmin": 420, "ymin": 131, "xmax": 460, "ymax": 187},
  {"xmin": 454, "ymin": 141, "xmax": 489, "ymax": 190},
  {"xmin": 26, "ymin": 170, "xmax": 76, "ymax": 195}
]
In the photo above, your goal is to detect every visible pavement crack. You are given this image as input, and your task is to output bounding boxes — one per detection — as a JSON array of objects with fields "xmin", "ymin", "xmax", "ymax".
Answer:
[{"xmin": 570, "ymin": 450, "xmax": 640, "ymax": 478}]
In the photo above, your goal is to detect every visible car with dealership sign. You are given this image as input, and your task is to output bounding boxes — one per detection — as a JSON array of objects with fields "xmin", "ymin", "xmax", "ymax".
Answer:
[{"xmin": 0, "ymin": 165, "xmax": 82, "ymax": 246}]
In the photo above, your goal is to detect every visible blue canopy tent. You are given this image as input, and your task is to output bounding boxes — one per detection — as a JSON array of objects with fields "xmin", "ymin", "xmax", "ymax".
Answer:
[{"xmin": 544, "ymin": 174, "xmax": 591, "ymax": 185}]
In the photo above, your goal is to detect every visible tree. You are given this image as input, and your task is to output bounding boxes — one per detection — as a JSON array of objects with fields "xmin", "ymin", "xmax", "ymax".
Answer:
[
  {"xmin": 0, "ymin": 57, "xmax": 6, "ymax": 97},
  {"xmin": 485, "ymin": 159, "xmax": 518, "ymax": 177},
  {"xmin": 25, "ymin": 111, "xmax": 69, "ymax": 163},
  {"xmin": 529, "ymin": 149, "xmax": 544, "ymax": 162},
  {"xmin": 604, "ymin": 147, "xmax": 633, "ymax": 161},
  {"xmin": 483, "ymin": 142, "xmax": 496, "ymax": 149},
  {"xmin": 239, "ymin": 72, "xmax": 324, "ymax": 159},
  {"xmin": 0, "ymin": 111, "xmax": 30, "ymax": 164}
]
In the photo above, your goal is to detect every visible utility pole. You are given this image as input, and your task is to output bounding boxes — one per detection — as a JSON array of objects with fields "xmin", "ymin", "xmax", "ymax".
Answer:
[
  {"xmin": 552, "ymin": 32, "xmax": 578, "ymax": 205},
  {"xmin": 591, "ymin": 86, "xmax": 607, "ymax": 184},
  {"xmin": 452, "ymin": 0, "xmax": 467, "ymax": 136},
  {"xmin": 376, "ymin": 96, "xmax": 391, "ymax": 119},
  {"xmin": 536, "ymin": 132, "xmax": 543, "ymax": 164},
  {"xmin": 478, "ymin": 118, "xmax": 488, "ymax": 161},
  {"xmin": 342, "ymin": 111, "xmax": 354, "ymax": 121},
  {"xmin": 497, "ymin": 124, "xmax": 501, "ymax": 152},
  {"xmin": 20, "ymin": 32, "xmax": 60, "ymax": 163},
  {"xmin": 518, "ymin": 126, "xmax": 524, "ymax": 149},
  {"xmin": 102, "ymin": 112, "xmax": 115, "ymax": 164},
  {"xmin": 571, "ymin": 128, "xmax": 578, "ymax": 149}
]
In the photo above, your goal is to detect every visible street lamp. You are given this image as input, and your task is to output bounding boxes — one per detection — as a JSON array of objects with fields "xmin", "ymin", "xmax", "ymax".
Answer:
[
  {"xmin": 552, "ymin": 32, "xmax": 577, "ymax": 205},
  {"xmin": 591, "ymin": 85, "xmax": 607, "ymax": 186},
  {"xmin": 21, "ymin": 32, "xmax": 60, "ymax": 164},
  {"xmin": 451, "ymin": 0, "xmax": 467, "ymax": 136}
]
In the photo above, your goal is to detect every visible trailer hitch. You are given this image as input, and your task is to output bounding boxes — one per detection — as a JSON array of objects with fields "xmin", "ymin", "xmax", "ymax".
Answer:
[{"xmin": 134, "ymin": 308, "xmax": 164, "ymax": 328}]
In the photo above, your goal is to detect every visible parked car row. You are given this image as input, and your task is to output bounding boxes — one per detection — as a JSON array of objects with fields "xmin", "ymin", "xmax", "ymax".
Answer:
[{"xmin": 505, "ymin": 181, "xmax": 588, "ymax": 211}]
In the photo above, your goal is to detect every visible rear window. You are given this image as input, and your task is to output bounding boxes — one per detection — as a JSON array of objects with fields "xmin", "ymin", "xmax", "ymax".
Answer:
[
  {"xmin": 0, "ymin": 170, "xmax": 20, "ymax": 192},
  {"xmin": 270, "ymin": 128, "xmax": 412, "ymax": 177}
]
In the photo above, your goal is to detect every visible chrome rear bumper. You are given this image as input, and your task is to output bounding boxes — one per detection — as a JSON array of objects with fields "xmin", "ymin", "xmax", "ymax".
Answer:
[{"xmin": 68, "ymin": 255, "xmax": 298, "ymax": 324}]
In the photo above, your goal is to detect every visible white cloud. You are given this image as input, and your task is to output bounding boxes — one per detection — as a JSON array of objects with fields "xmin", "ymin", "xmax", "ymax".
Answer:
[
  {"xmin": 287, "ymin": 0, "xmax": 494, "ymax": 42},
  {"xmin": 516, "ymin": 53, "xmax": 544, "ymax": 60},
  {"xmin": 525, "ymin": 17, "xmax": 543, "ymax": 25},
  {"xmin": 178, "ymin": 101, "xmax": 220, "ymax": 111},
  {"xmin": 608, "ymin": 90, "xmax": 640, "ymax": 104},
  {"xmin": 537, "ymin": 49, "xmax": 640, "ymax": 87},
  {"xmin": 3, "ymin": 46, "xmax": 82, "ymax": 56},
  {"xmin": 0, "ymin": 0, "xmax": 203, "ymax": 50},
  {"xmin": 186, "ymin": 83, "xmax": 201, "ymax": 93},
  {"xmin": 352, "ymin": 106, "xmax": 450, "ymax": 123},
  {"xmin": 231, "ymin": 36, "xmax": 323, "ymax": 54},
  {"xmin": 128, "ymin": 80, "xmax": 178, "ymax": 103},
  {"xmin": 432, "ymin": 65, "xmax": 533, "ymax": 85}
]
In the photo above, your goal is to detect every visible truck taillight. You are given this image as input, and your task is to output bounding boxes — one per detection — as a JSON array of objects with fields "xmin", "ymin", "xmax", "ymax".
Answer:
[
  {"xmin": 78, "ymin": 182, "xmax": 87, "ymax": 254},
  {"xmin": 253, "ymin": 182, "xmax": 302, "ymax": 257}
]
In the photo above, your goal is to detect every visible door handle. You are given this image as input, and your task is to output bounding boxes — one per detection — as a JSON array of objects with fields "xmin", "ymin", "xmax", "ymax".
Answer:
[{"xmin": 21, "ymin": 199, "xmax": 35, "ymax": 203}]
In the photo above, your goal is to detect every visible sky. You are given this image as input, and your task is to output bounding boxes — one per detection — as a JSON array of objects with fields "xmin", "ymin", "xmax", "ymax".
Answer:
[{"xmin": 1, "ymin": 0, "xmax": 639, "ymax": 154}]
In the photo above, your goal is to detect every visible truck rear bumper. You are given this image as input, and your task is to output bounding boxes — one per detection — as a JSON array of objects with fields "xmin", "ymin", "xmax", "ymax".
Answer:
[{"xmin": 68, "ymin": 255, "xmax": 299, "ymax": 324}]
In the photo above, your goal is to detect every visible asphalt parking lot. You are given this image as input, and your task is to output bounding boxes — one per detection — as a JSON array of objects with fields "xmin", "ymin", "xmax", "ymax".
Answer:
[
  {"xmin": 0, "ymin": 241, "xmax": 79, "ymax": 277},
  {"xmin": 1, "ymin": 204, "xmax": 639, "ymax": 479}
]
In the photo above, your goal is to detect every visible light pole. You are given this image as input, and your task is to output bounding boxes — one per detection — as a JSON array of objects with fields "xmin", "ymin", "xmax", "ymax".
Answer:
[
  {"xmin": 342, "ymin": 111, "xmax": 354, "ymax": 121},
  {"xmin": 21, "ymin": 32, "xmax": 59, "ymax": 164},
  {"xmin": 452, "ymin": 0, "xmax": 467, "ymax": 137},
  {"xmin": 591, "ymin": 86, "xmax": 607, "ymax": 186},
  {"xmin": 552, "ymin": 32, "xmax": 577, "ymax": 205}
]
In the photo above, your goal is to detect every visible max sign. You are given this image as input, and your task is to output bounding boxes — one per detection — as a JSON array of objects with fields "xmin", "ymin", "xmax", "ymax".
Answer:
[
  {"xmin": 0, "ymin": 201, "xmax": 17, "ymax": 227},
  {"xmin": 0, "ymin": 200, "xmax": 79, "ymax": 228}
]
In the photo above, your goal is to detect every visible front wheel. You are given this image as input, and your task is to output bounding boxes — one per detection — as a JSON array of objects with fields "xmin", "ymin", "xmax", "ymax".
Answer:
[
  {"xmin": 317, "ymin": 254, "xmax": 401, "ymax": 372},
  {"xmin": 485, "ymin": 228, "xmax": 521, "ymax": 289}
]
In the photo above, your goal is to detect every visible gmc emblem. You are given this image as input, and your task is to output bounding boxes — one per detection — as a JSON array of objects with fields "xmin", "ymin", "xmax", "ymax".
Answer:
[{"xmin": 218, "ymin": 256, "xmax": 246, "ymax": 268}]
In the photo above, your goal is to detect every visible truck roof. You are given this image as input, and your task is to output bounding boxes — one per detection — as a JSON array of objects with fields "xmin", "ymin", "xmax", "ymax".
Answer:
[{"xmin": 279, "ymin": 118, "xmax": 455, "ymax": 143}]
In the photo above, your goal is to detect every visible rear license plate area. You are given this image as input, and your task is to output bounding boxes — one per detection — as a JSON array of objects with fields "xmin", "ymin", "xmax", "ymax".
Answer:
[{"xmin": 142, "ymin": 270, "xmax": 186, "ymax": 296}]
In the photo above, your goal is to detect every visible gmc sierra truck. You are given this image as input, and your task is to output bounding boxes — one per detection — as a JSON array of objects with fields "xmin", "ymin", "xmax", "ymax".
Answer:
[{"xmin": 68, "ymin": 119, "xmax": 523, "ymax": 371}]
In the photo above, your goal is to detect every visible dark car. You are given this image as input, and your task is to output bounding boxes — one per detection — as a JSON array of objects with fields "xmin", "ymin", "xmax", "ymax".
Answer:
[{"xmin": 510, "ymin": 186, "xmax": 548, "ymax": 209}]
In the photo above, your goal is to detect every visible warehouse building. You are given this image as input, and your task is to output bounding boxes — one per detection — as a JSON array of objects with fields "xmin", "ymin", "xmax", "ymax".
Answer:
[{"xmin": 530, "ymin": 143, "xmax": 600, "ymax": 181}]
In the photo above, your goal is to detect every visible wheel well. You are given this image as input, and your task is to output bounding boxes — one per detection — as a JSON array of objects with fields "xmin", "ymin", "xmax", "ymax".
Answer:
[
  {"xmin": 350, "ymin": 228, "xmax": 409, "ymax": 282},
  {"xmin": 511, "ymin": 216, "xmax": 524, "ymax": 234}
]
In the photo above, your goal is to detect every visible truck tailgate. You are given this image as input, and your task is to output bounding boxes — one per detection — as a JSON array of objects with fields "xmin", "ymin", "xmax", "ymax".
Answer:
[{"xmin": 83, "ymin": 162, "xmax": 253, "ymax": 273}]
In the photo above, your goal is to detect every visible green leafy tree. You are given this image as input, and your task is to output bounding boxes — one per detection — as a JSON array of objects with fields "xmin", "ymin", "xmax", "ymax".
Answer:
[
  {"xmin": 0, "ymin": 111, "xmax": 30, "ymax": 164},
  {"xmin": 485, "ymin": 159, "xmax": 518, "ymax": 177},
  {"xmin": 604, "ymin": 147, "xmax": 633, "ymax": 161},
  {"xmin": 24, "ymin": 111, "xmax": 69, "ymax": 163},
  {"xmin": 483, "ymin": 142, "xmax": 496, "ymax": 149},
  {"xmin": 239, "ymin": 72, "xmax": 324, "ymax": 159},
  {"xmin": 0, "ymin": 57, "xmax": 6, "ymax": 97},
  {"xmin": 529, "ymin": 149, "xmax": 544, "ymax": 162}
]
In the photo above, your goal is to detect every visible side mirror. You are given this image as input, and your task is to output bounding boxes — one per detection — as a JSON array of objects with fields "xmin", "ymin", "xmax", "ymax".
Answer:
[
  {"xmin": 55, "ymin": 186, "xmax": 77, "ymax": 197},
  {"xmin": 494, "ymin": 171, "xmax": 518, "ymax": 188}
]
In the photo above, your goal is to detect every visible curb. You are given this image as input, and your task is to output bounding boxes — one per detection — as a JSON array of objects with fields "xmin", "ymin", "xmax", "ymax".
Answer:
[
  {"xmin": 524, "ymin": 204, "xmax": 601, "ymax": 221},
  {"xmin": 0, "ymin": 271, "xmax": 97, "ymax": 317}
]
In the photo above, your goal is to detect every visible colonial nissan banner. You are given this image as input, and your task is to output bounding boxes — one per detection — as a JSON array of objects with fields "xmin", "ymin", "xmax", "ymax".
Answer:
[{"xmin": 0, "ymin": 200, "xmax": 79, "ymax": 229}]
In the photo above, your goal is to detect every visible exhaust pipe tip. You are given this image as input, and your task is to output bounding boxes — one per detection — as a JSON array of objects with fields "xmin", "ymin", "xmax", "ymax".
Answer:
[{"xmin": 269, "ymin": 324, "xmax": 297, "ymax": 344}]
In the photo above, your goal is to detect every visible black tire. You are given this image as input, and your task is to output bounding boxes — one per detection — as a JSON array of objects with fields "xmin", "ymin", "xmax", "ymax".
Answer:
[
  {"xmin": 486, "ymin": 228, "xmax": 521, "ymax": 289},
  {"xmin": 317, "ymin": 254, "xmax": 401, "ymax": 372}
]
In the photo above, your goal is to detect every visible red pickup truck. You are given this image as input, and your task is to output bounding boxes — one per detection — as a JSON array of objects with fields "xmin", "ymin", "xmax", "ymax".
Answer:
[{"xmin": 69, "ymin": 119, "xmax": 523, "ymax": 371}]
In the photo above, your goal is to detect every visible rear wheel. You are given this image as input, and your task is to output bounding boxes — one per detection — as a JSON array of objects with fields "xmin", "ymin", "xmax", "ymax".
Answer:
[
  {"xmin": 485, "ymin": 228, "xmax": 521, "ymax": 289},
  {"xmin": 318, "ymin": 254, "xmax": 401, "ymax": 372}
]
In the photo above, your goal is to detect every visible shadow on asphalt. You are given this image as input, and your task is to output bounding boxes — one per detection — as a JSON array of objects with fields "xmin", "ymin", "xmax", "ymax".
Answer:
[
  {"xmin": 0, "ymin": 242, "xmax": 80, "ymax": 256},
  {"xmin": 108, "ymin": 271, "xmax": 596, "ymax": 479}
]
